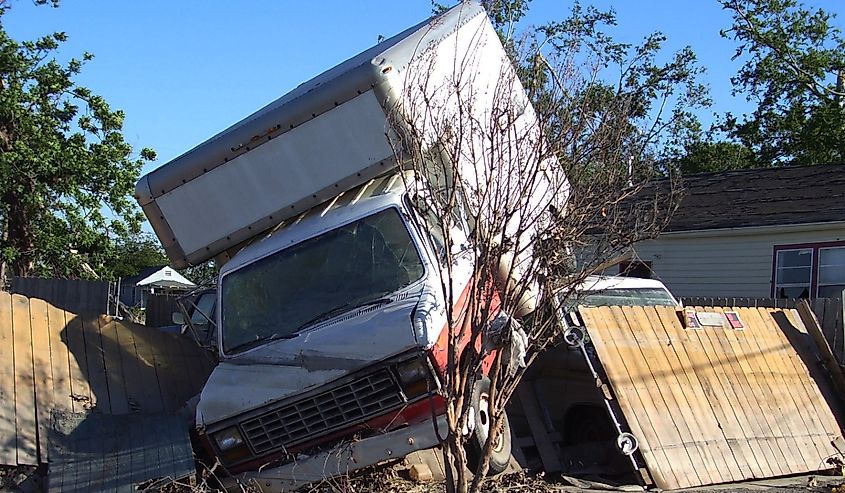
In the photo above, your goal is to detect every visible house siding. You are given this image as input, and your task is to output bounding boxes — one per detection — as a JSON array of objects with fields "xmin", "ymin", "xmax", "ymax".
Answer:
[{"xmin": 631, "ymin": 223, "xmax": 845, "ymax": 298}]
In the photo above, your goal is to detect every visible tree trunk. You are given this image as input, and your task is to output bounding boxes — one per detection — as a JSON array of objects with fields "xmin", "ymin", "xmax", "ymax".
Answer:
[{"xmin": 3, "ymin": 193, "xmax": 35, "ymax": 277}]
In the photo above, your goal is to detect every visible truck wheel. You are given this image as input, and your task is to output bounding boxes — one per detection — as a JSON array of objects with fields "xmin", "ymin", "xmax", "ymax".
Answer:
[{"xmin": 465, "ymin": 375, "xmax": 511, "ymax": 475}]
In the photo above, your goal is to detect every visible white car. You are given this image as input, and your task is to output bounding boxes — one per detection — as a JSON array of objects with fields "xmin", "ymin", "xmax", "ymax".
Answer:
[{"xmin": 571, "ymin": 275, "xmax": 680, "ymax": 308}]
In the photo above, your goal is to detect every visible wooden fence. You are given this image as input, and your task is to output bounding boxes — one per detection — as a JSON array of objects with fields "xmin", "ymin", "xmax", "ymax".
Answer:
[
  {"xmin": 9, "ymin": 277, "xmax": 113, "ymax": 315},
  {"xmin": 580, "ymin": 305, "xmax": 842, "ymax": 490},
  {"xmin": 145, "ymin": 294, "xmax": 182, "ymax": 328},
  {"xmin": 681, "ymin": 297, "xmax": 844, "ymax": 362},
  {"xmin": 0, "ymin": 291, "xmax": 216, "ymax": 466}
]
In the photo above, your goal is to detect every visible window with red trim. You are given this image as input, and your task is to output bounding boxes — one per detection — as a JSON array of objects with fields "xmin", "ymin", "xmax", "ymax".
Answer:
[{"xmin": 773, "ymin": 241, "xmax": 845, "ymax": 300}]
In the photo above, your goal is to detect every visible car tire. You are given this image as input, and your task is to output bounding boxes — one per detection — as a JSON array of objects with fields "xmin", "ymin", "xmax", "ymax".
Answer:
[{"xmin": 465, "ymin": 375, "xmax": 511, "ymax": 475}]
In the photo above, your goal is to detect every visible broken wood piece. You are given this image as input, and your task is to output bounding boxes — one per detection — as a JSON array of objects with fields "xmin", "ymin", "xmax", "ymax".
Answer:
[
  {"xmin": 797, "ymin": 300, "xmax": 845, "ymax": 401},
  {"xmin": 515, "ymin": 384, "xmax": 562, "ymax": 473},
  {"xmin": 409, "ymin": 463, "xmax": 434, "ymax": 482}
]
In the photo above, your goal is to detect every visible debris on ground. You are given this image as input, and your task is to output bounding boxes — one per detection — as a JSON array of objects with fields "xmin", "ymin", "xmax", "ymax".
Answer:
[{"xmin": 0, "ymin": 465, "xmax": 42, "ymax": 493}]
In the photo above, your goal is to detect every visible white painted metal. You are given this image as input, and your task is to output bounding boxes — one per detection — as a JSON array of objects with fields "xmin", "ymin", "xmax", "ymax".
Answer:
[{"xmin": 150, "ymin": 91, "xmax": 394, "ymax": 262}]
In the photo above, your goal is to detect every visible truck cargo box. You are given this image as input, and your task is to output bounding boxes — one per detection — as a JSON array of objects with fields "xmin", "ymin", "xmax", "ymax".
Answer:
[{"xmin": 137, "ymin": 2, "xmax": 553, "ymax": 268}]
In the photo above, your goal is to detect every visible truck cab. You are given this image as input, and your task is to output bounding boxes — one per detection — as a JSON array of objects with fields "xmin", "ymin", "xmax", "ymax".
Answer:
[{"xmin": 198, "ymin": 173, "xmax": 472, "ymax": 473}]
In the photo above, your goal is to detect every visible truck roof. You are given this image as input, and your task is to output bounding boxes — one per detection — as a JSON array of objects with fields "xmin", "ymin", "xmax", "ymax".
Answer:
[{"xmin": 219, "ymin": 172, "xmax": 410, "ymax": 273}]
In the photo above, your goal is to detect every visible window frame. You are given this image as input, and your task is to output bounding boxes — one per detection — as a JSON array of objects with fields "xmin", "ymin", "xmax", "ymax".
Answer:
[
  {"xmin": 817, "ymin": 245, "xmax": 845, "ymax": 298},
  {"xmin": 771, "ymin": 240, "xmax": 845, "ymax": 299}
]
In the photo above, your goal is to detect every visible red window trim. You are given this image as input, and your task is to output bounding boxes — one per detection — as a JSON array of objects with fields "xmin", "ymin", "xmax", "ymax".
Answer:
[{"xmin": 771, "ymin": 240, "xmax": 845, "ymax": 298}]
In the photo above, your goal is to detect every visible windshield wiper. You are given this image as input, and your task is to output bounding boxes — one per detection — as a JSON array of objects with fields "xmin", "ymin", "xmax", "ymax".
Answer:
[
  {"xmin": 294, "ymin": 295, "xmax": 394, "ymax": 333},
  {"xmin": 228, "ymin": 331, "xmax": 298, "ymax": 354}
]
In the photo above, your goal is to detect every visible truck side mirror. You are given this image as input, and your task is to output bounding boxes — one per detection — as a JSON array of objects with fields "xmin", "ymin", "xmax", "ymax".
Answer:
[{"xmin": 172, "ymin": 311, "xmax": 186, "ymax": 325}]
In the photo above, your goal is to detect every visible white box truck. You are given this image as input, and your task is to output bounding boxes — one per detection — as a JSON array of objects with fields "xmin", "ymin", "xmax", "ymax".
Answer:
[{"xmin": 136, "ymin": 2, "xmax": 565, "ymax": 489}]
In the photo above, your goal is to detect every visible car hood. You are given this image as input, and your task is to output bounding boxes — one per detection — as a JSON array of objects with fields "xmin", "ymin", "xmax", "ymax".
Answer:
[{"xmin": 197, "ymin": 296, "xmax": 419, "ymax": 425}]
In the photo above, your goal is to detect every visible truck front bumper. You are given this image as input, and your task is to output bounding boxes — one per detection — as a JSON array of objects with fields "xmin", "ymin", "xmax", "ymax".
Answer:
[{"xmin": 221, "ymin": 414, "xmax": 448, "ymax": 492}]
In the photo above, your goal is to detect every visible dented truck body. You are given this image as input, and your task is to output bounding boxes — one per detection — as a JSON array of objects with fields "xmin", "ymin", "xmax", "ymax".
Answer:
[{"xmin": 136, "ymin": 2, "xmax": 563, "ymax": 486}]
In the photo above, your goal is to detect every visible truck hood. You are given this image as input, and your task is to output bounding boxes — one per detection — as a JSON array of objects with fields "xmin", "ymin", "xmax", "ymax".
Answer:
[{"xmin": 197, "ymin": 296, "xmax": 419, "ymax": 425}]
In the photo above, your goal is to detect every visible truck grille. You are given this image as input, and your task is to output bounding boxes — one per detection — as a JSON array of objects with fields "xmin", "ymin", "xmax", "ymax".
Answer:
[{"xmin": 241, "ymin": 369, "xmax": 404, "ymax": 455}]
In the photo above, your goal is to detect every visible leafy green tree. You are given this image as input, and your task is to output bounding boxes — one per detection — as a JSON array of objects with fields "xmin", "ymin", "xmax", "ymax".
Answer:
[
  {"xmin": 434, "ymin": 1, "xmax": 711, "ymax": 173},
  {"xmin": 108, "ymin": 233, "xmax": 169, "ymax": 280},
  {"xmin": 0, "ymin": 6, "xmax": 155, "ymax": 279},
  {"xmin": 674, "ymin": 140, "xmax": 758, "ymax": 173},
  {"xmin": 718, "ymin": 0, "xmax": 845, "ymax": 165},
  {"xmin": 510, "ymin": 3, "xmax": 710, "ymax": 180}
]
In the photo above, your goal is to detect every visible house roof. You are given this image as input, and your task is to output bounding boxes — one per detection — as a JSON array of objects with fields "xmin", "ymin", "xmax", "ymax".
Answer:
[
  {"xmin": 136, "ymin": 266, "xmax": 195, "ymax": 289},
  {"xmin": 122, "ymin": 265, "xmax": 195, "ymax": 289},
  {"xmin": 666, "ymin": 164, "xmax": 845, "ymax": 232}
]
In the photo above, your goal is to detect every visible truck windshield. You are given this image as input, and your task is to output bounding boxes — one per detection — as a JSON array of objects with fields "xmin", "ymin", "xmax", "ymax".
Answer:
[
  {"xmin": 577, "ymin": 288, "xmax": 678, "ymax": 307},
  {"xmin": 220, "ymin": 208, "xmax": 425, "ymax": 354}
]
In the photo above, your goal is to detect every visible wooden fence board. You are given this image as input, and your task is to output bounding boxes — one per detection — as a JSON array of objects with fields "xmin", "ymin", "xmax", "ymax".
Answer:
[
  {"xmin": 47, "ymin": 305, "xmax": 73, "ymax": 414},
  {"xmin": 681, "ymin": 297, "xmax": 844, "ymax": 363},
  {"xmin": 80, "ymin": 314, "xmax": 110, "ymax": 412},
  {"xmin": 9, "ymin": 277, "xmax": 111, "ymax": 315},
  {"xmin": 113, "ymin": 322, "xmax": 148, "ymax": 413},
  {"xmin": 0, "ymin": 292, "xmax": 17, "ymax": 465},
  {"xmin": 774, "ymin": 308, "xmax": 843, "ymax": 436},
  {"xmin": 645, "ymin": 312, "xmax": 730, "ymax": 483},
  {"xmin": 129, "ymin": 326, "xmax": 166, "ymax": 413},
  {"xmin": 708, "ymin": 307, "xmax": 786, "ymax": 478},
  {"xmin": 730, "ymin": 307, "xmax": 817, "ymax": 472},
  {"xmin": 709, "ymin": 306, "xmax": 797, "ymax": 477},
  {"xmin": 29, "ymin": 298, "xmax": 53, "ymax": 463},
  {"xmin": 761, "ymin": 307, "xmax": 830, "ymax": 469},
  {"xmin": 12, "ymin": 294, "xmax": 38, "ymax": 465},
  {"xmin": 651, "ymin": 307, "xmax": 745, "ymax": 481},
  {"xmin": 579, "ymin": 305, "xmax": 843, "ymax": 490},
  {"xmin": 616, "ymin": 306, "xmax": 702, "ymax": 488},
  {"xmin": 64, "ymin": 314, "xmax": 92, "ymax": 413},
  {"xmin": 686, "ymin": 306, "xmax": 758, "ymax": 479},
  {"xmin": 100, "ymin": 318, "xmax": 130, "ymax": 415}
]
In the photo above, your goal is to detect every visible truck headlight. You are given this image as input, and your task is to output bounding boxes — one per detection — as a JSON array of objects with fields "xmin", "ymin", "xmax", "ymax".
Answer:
[
  {"xmin": 214, "ymin": 426, "xmax": 245, "ymax": 451},
  {"xmin": 395, "ymin": 358, "xmax": 430, "ymax": 399},
  {"xmin": 212, "ymin": 426, "xmax": 252, "ymax": 463}
]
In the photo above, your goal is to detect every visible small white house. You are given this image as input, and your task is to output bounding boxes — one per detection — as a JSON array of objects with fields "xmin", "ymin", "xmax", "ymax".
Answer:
[
  {"xmin": 628, "ymin": 164, "xmax": 845, "ymax": 300},
  {"xmin": 118, "ymin": 265, "xmax": 195, "ymax": 307}
]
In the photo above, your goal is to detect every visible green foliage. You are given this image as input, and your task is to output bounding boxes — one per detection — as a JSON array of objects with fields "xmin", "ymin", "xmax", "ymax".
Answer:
[
  {"xmin": 513, "ymin": 2, "xmax": 710, "ymax": 176},
  {"xmin": 674, "ymin": 140, "xmax": 758, "ymax": 174},
  {"xmin": 182, "ymin": 260, "xmax": 218, "ymax": 286},
  {"xmin": 429, "ymin": 2, "xmax": 709, "ymax": 176},
  {"xmin": 0, "ymin": 9, "xmax": 155, "ymax": 278},
  {"xmin": 718, "ymin": 0, "xmax": 845, "ymax": 165},
  {"xmin": 108, "ymin": 233, "xmax": 169, "ymax": 280}
]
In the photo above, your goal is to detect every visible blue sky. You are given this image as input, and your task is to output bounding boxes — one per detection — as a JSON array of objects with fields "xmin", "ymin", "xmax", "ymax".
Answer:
[{"xmin": 4, "ymin": 0, "xmax": 842, "ymax": 178}]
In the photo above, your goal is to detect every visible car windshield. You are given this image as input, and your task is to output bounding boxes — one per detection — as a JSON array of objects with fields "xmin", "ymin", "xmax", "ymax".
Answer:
[
  {"xmin": 576, "ymin": 287, "xmax": 678, "ymax": 307},
  {"xmin": 220, "ymin": 208, "xmax": 425, "ymax": 354}
]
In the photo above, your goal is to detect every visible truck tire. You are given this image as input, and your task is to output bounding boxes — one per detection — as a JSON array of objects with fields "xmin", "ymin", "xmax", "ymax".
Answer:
[{"xmin": 465, "ymin": 375, "xmax": 511, "ymax": 475}]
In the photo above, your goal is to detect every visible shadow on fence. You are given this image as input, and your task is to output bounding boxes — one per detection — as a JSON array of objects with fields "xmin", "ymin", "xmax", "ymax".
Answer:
[{"xmin": 9, "ymin": 277, "xmax": 112, "ymax": 315}]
